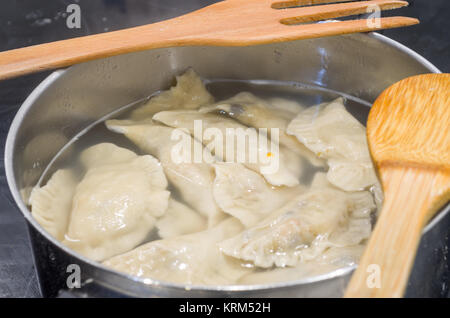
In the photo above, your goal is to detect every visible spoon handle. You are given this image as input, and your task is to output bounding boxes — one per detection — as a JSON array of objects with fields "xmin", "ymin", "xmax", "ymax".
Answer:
[{"xmin": 345, "ymin": 166, "xmax": 449, "ymax": 297}]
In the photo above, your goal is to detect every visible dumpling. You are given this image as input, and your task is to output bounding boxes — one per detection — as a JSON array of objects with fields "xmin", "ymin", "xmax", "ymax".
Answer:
[
  {"xmin": 153, "ymin": 110, "xmax": 302, "ymax": 187},
  {"xmin": 238, "ymin": 245, "xmax": 365, "ymax": 285},
  {"xmin": 219, "ymin": 188, "xmax": 351, "ymax": 268},
  {"xmin": 310, "ymin": 172, "xmax": 374, "ymax": 247},
  {"xmin": 326, "ymin": 158, "xmax": 377, "ymax": 192},
  {"xmin": 327, "ymin": 192, "xmax": 374, "ymax": 247},
  {"xmin": 286, "ymin": 98, "xmax": 378, "ymax": 191},
  {"xmin": 103, "ymin": 218, "xmax": 251, "ymax": 285},
  {"xmin": 287, "ymin": 99, "xmax": 363, "ymax": 159},
  {"xmin": 200, "ymin": 92, "xmax": 324, "ymax": 167},
  {"xmin": 268, "ymin": 97, "xmax": 306, "ymax": 115},
  {"xmin": 63, "ymin": 143, "xmax": 170, "ymax": 261},
  {"xmin": 129, "ymin": 69, "xmax": 214, "ymax": 120},
  {"xmin": 79, "ymin": 142, "xmax": 137, "ymax": 168},
  {"xmin": 213, "ymin": 162, "xmax": 304, "ymax": 227},
  {"xmin": 219, "ymin": 182, "xmax": 375, "ymax": 268},
  {"xmin": 30, "ymin": 169, "xmax": 77, "ymax": 241},
  {"xmin": 105, "ymin": 120, "xmax": 226, "ymax": 227},
  {"xmin": 201, "ymin": 92, "xmax": 302, "ymax": 121},
  {"xmin": 156, "ymin": 198, "xmax": 207, "ymax": 239}
]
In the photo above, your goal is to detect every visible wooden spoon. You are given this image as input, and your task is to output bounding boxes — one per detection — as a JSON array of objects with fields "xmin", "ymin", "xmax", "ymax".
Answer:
[
  {"xmin": 0, "ymin": 0, "xmax": 418, "ymax": 80},
  {"xmin": 345, "ymin": 73, "xmax": 450, "ymax": 298}
]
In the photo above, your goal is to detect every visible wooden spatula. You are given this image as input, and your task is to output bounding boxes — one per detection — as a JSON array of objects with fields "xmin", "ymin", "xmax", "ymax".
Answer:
[
  {"xmin": 0, "ymin": 0, "xmax": 417, "ymax": 80},
  {"xmin": 345, "ymin": 73, "xmax": 450, "ymax": 298}
]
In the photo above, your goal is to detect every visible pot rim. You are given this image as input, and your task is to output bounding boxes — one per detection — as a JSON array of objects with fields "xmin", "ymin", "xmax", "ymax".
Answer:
[{"xmin": 5, "ymin": 31, "xmax": 446, "ymax": 294}]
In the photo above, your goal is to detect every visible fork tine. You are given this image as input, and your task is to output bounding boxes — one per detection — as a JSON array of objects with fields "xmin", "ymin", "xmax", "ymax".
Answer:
[
  {"xmin": 274, "ymin": 0, "xmax": 409, "ymax": 24},
  {"xmin": 272, "ymin": 0, "xmax": 353, "ymax": 9},
  {"xmin": 258, "ymin": 16, "xmax": 419, "ymax": 43},
  {"xmin": 202, "ymin": 16, "xmax": 418, "ymax": 46}
]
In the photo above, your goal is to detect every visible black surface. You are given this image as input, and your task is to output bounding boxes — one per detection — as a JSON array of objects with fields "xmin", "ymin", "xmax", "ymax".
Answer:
[{"xmin": 0, "ymin": 0, "xmax": 448, "ymax": 298}]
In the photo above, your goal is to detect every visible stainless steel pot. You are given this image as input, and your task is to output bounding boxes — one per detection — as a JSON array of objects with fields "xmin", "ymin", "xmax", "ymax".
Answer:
[{"xmin": 5, "ymin": 32, "xmax": 449, "ymax": 297}]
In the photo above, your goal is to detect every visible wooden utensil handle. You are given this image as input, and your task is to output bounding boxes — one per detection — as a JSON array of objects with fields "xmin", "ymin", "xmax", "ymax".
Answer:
[
  {"xmin": 345, "ymin": 166, "xmax": 449, "ymax": 297},
  {"xmin": 0, "ymin": 17, "xmax": 196, "ymax": 81}
]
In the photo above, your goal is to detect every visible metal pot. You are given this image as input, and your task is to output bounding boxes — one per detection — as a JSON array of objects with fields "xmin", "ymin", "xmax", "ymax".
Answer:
[{"xmin": 5, "ymin": 32, "xmax": 449, "ymax": 297}]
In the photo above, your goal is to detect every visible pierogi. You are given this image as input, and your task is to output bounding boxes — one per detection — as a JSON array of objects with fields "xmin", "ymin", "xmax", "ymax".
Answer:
[{"xmin": 30, "ymin": 69, "xmax": 380, "ymax": 286}]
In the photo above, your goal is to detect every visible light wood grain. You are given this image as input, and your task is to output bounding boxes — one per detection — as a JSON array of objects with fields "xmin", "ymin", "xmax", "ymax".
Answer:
[
  {"xmin": 345, "ymin": 73, "xmax": 450, "ymax": 298},
  {"xmin": 0, "ymin": 0, "xmax": 417, "ymax": 80}
]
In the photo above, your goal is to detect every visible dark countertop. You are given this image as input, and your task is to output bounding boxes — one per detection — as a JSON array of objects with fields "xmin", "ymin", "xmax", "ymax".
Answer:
[{"xmin": 0, "ymin": 0, "xmax": 448, "ymax": 298}]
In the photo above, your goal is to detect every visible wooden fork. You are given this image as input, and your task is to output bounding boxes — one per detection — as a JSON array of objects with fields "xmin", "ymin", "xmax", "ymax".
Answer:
[{"xmin": 0, "ymin": 0, "xmax": 418, "ymax": 80}]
